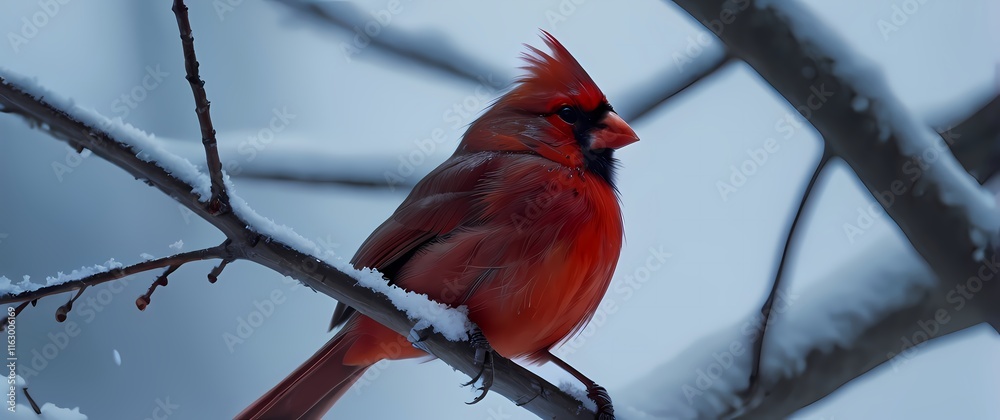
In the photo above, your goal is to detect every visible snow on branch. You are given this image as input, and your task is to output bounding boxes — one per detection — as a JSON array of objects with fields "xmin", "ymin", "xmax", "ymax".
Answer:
[
  {"xmin": 618, "ymin": 233, "xmax": 988, "ymax": 419},
  {"xmin": 0, "ymin": 70, "xmax": 595, "ymax": 419},
  {"xmin": 669, "ymin": 0, "xmax": 1000, "ymax": 292},
  {"xmin": 618, "ymin": 87, "xmax": 1000, "ymax": 419},
  {"xmin": 7, "ymin": 375, "xmax": 87, "ymax": 419},
  {"xmin": 0, "ymin": 244, "xmax": 230, "ymax": 315}
]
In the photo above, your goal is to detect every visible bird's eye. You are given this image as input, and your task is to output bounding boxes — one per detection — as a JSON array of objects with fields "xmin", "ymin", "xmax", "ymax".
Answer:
[{"xmin": 556, "ymin": 106, "xmax": 578, "ymax": 124}]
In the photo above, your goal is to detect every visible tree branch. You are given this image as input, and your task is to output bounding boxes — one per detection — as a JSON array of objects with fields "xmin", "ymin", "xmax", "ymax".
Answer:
[
  {"xmin": 172, "ymin": 0, "xmax": 229, "ymax": 214},
  {"xmin": 746, "ymin": 146, "xmax": 830, "ymax": 400},
  {"xmin": 946, "ymin": 94, "xmax": 1000, "ymax": 183},
  {"xmin": 616, "ymin": 48, "xmax": 732, "ymax": 122},
  {"xmin": 617, "ymin": 85, "xmax": 1000, "ymax": 419},
  {"xmin": 670, "ymin": 0, "xmax": 1000, "ymax": 324},
  {"xmin": 272, "ymin": 0, "xmax": 511, "ymax": 89},
  {"xmin": 0, "ymin": 244, "xmax": 229, "ymax": 306},
  {"xmin": 0, "ymin": 71, "xmax": 593, "ymax": 419},
  {"xmin": 613, "ymin": 0, "xmax": 1000, "ymax": 416},
  {"xmin": 618, "ymin": 232, "xmax": 986, "ymax": 419}
]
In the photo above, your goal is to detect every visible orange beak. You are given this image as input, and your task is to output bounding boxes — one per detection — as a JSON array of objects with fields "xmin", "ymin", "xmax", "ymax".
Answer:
[{"xmin": 590, "ymin": 112, "xmax": 639, "ymax": 150}]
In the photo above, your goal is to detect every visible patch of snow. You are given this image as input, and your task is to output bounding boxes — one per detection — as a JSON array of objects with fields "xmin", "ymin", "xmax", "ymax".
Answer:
[
  {"xmin": 0, "ymin": 68, "xmax": 212, "ymax": 202},
  {"xmin": 168, "ymin": 240, "xmax": 183, "ymax": 251},
  {"xmin": 7, "ymin": 375, "xmax": 88, "ymax": 419}
]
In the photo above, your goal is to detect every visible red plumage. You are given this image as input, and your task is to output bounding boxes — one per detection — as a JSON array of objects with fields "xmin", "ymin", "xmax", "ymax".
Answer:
[{"xmin": 238, "ymin": 31, "xmax": 638, "ymax": 419}]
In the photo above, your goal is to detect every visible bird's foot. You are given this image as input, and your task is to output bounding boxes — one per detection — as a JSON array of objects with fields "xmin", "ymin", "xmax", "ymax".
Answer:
[
  {"xmin": 462, "ymin": 328, "xmax": 495, "ymax": 405},
  {"xmin": 588, "ymin": 384, "xmax": 615, "ymax": 420}
]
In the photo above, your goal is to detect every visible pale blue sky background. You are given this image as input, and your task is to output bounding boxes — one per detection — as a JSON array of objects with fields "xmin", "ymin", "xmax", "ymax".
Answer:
[{"xmin": 0, "ymin": 1, "xmax": 998, "ymax": 419}]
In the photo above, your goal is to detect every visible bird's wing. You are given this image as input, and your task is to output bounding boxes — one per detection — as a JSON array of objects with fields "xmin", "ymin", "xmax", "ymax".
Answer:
[{"xmin": 330, "ymin": 152, "xmax": 500, "ymax": 330}]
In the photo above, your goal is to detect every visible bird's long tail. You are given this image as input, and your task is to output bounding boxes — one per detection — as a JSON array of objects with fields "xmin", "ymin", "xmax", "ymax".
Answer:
[{"xmin": 236, "ymin": 325, "xmax": 371, "ymax": 419}]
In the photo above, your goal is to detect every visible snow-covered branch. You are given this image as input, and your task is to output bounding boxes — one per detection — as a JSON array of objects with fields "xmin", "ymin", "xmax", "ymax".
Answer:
[
  {"xmin": 668, "ymin": 0, "xmax": 1000, "ymax": 321},
  {"xmin": 0, "ymin": 71, "xmax": 594, "ymax": 419},
  {"xmin": 618, "ymin": 233, "xmax": 987, "ymax": 419},
  {"xmin": 616, "ymin": 85, "xmax": 1000, "ymax": 419},
  {"xmin": 0, "ymin": 244, "xmax": 229, "ymax": 308}
]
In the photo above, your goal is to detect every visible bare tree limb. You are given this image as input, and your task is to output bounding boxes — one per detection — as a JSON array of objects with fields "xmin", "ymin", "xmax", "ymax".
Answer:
[
  {"xmin": 746, "ymin": 146, "xmax": 830, "ymax": 400},
  {"xmin": 172, "ymin": 0, "xmax": 228, "ymax": 209},
  {"xmin": 616, "ymin": 48, "xmax": 732, "ymax": 122},
  {"xmin": 161, "ymin": 137, "xmax": 419, "ymax": 190},
  {"xmin": 172, "ymin": 0, "xmax": 230, "ymax": 214},
  {"xmin": 946, "ymin": 94, "xmax": 1000, "ymax": 183},
  {"xmin": 272, "ymin": 0, "xmax": 511, "ymax": 89},
  {"xmin": 0, "ymin": 71, "xmax": 594, "ymax": 419}
]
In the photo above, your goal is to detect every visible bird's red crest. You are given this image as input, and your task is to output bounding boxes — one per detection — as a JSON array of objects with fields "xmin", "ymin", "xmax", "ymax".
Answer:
[{"xmin": 507, "ymin": 31, "xmax": 606, "ymax": 113}]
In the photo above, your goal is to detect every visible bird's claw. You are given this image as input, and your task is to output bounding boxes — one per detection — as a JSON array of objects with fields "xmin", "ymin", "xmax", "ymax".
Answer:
[
  {"xmin": 463, "ymin": 328, "xmax": 495, "ymax": 405},
  {"xmin": 588, "ymin": 385, "xmax": 615, "ymax": 420}
]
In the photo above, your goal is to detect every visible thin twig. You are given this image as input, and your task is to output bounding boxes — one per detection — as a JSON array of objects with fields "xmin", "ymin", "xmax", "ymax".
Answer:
[
  {"xmin": 207, "ymin": 258, "xmax": 233, "ymax": 283},
  {"xmin": 22, "ymin": 388, "xmax": 41, "ymax": 414},
  {"xmin": 136, "ymin": 265, "xmax": 179, "ymax": 311},
  {"xmin": 172, "ymin": 0, "xmax": 229, "ymax": 214},
  {"xmin": 745, "ymin": 147, "xmax": 832, "ymax": 402},
  {"xmin": 618, "ymin": 51, "xmax": 733, "ymax": 122},
  {"xmin": 0, "ymin": 244, "xmax": 230, "ymax": 305},
  {"xmin": 55, "ymin": 286, "xmax": 87, "ymax": 323}
]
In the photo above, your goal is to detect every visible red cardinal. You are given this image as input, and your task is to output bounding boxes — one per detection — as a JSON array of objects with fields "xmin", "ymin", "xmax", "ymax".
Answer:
[{"xmin": 238, "ymin": 31, "xmax": 638, "ymax": 419}]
